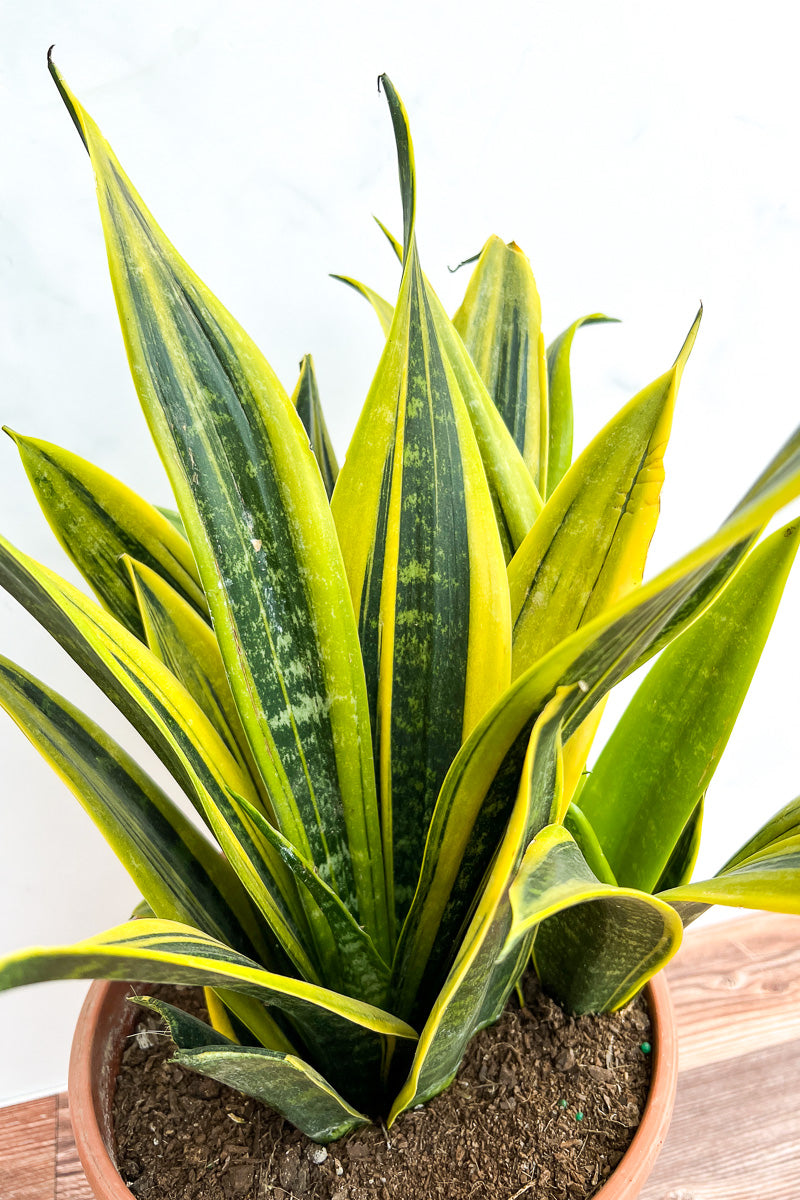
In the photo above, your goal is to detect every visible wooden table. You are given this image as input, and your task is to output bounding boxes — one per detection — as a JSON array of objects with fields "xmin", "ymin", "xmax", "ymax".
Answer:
[{"xmin": 1, "ymin": 912, "xmax": 798, "ymax": 1199}]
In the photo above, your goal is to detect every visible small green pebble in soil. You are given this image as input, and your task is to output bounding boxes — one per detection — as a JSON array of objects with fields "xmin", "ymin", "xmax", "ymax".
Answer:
[
  {"xmin": 558, "ymin": 1099, "xmax": 568, "ymax": 1109},
  {"xmin": 575, "ymin": 1112, "xmax": 584, "ymax": 1122},
  {"xmin": 640, "ymin": 1041, "xmax": 652, "ymax": 1054}
]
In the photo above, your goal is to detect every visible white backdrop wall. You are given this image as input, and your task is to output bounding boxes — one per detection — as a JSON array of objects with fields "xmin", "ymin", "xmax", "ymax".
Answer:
[{"xmin": 1, "ymin": 0, "xmax": 798, "ymax": 1103}]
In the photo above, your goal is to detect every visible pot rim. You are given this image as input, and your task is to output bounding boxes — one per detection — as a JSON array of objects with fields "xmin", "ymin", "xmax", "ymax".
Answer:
[{"xmin": 68, "ymin": 972, "xmax": 678, "ymax": 1199}]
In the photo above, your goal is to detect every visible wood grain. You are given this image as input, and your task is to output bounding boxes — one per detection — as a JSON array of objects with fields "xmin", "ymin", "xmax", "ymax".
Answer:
[
  {"xmin": 54, "ymin": 1093, "xmax": 92, "ymax": 1199},
  {"xmin": 664, "ymin": 912, "xmax": 800, "ymax": 1072},
  {"xmin": 0, "ymin": 1094, "xmax": 55, "ymax": 1200},
  {"xmin": 640, "ymin": 1038, "xmax": 800, "ymax": 1200},
  {"xmin": 641, "ymin": 912, "xmax": 800, "ymax": 1200}
]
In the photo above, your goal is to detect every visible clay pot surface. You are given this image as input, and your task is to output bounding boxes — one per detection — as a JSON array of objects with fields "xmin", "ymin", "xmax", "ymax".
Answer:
[{"xmin": 68, "ymin": 972, "xmax": 678, "ymax": 1200}]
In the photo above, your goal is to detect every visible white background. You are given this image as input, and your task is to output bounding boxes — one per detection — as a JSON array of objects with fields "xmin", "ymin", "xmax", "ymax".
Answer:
[{"xmin": 1, "ymin": 0, "xmax": 799, "ymax": 1103}]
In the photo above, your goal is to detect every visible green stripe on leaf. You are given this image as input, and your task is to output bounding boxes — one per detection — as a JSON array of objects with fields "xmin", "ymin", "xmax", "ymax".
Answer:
[
  {"xmin": 48, "ymin": 63, "xmax": 390, "ymax": 962},
  {"xmin": 6, "ymin": 430, "xmax": 206, "ymax": 636}
]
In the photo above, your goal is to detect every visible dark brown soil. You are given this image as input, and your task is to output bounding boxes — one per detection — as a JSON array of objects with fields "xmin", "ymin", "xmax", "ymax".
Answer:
[{"xmin": 113, "ymin": 972, "xmax": 652, "ymax": 1200}]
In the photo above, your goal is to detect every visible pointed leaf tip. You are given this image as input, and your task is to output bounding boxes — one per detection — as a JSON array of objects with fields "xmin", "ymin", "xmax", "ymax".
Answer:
[
  {"xmin": 47, "ymin": 56, "xmax": 88, "ymax": 150},
  {"xmin": 674, "ymin": 306, "xmax": 703, "ymax": 377},
  {"xmin": 378, "ymin": 76, "xmax": 415, "ymax": 261},
  {"xmin": 448, "ymin": 250, "xmax": 483, "ymax": 274}
]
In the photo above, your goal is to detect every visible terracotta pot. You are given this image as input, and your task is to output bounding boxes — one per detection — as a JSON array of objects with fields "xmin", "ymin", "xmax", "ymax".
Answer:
[{"xmin": 68, "ymin": 973, "xmax": 678, "ymax": 1200}]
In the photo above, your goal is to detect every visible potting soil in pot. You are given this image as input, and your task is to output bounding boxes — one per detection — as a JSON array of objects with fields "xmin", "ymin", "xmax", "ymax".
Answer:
[{"xmin": 113, "ymin": 972, "xmax": 652, "ymax": 1200}]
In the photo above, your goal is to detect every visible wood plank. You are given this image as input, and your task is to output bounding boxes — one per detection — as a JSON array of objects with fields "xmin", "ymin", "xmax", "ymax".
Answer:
[
  {"xmin": 0, "ymin": 1094, "xmax": 56, "ymax": 1200},
  {"xmin": 640, "ymin": 1038, "xmax": 800, "ymax": 1200},
  {"xmin": 55, "ymin": 1093, "xmax": 92, "ymax": 1199},
  {"xmin": 641, "ymin": 912, "xmax": 800, "ymax": 1200},
  {"xmin": 664, "ymin": 912, "xmax": 800, "ymax": 1071}
]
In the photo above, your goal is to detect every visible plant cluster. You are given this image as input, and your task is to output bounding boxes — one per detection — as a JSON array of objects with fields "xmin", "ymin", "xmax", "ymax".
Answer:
[{"xmin": 1, "ymin": 64, "xmax": 799, "ymax": 1141}]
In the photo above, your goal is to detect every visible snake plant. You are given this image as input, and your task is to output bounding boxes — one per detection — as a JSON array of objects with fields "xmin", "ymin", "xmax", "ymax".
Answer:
[{"xmin": 1, "ymin": 62, "xmax": 799, "ymax": 1143}]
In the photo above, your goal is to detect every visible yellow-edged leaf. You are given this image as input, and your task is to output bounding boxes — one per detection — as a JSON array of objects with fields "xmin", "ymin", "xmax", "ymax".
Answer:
[
  {"xmin": 517, "ymin": 826, "xmax": 683, "ymax": 1014},
  {"xmin": 134, "ymin": 995, "xmax": 365, "ymax": 1140},
  {"xmin": 331, "ymin": 77, "xmax": 511, "ymax": 932},
  {"xmin": 291, "ymin": 354, "xmax": 339, "ymax": 499},
  {"xmin": 330, "ymin": 275, "xmax": 395, "ymax": 337},
  {"xmin": 452, "ymin": 236, "xmax": 549, "ymax": 493},
  {"xmin": 390, "ymin": 420, "xmax": 800, "ymax": 1010},
  {"xmin": 0, "ymin": 918, "xmax": 417, "ymax": 1113},
  {"xmin": 389, "ymin": 689, "xmax": 572, "ymax": 1109},
  {"xmin": 509, "ymin": 310, "xmax": 701, "ymax": 678},
  {"xmin": 0, "ymin": 534, "xmax": 318, "ymax": 980},
  {"xmin": 124, "ymin": 556, "xmax": 261, "ymax": 792},
  {"xmin": 0, "ymin": 653, "xmax": 268, "ymax": 964},
  {"xmin": 49, "ymin": 59, "xmax": 389, "ymax": 961},
  {"xmin": 509, "ymin": 311, "xmax": 700, "ymax": 801},
  {"xmin": 5, "ymin": 430, "xmax": 206, "ymax": 636}
]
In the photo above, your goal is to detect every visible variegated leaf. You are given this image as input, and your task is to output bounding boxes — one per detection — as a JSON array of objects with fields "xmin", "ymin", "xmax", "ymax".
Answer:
[
  {"xmin": 6, "ymin": 430, "xmax": 205, "ymax": 636},
  {"xmin": 508, "ymin": 312, "xmax": 700, "ymax": 801},
  {"xmin": 236, "ymin": 793, "xmax": 391, "ymax": 1007},
  {"xmin": 0, "ymin": 536, "xmax": 317, "ymax": 980},
  {"xmin": 389, "ymin": 690, "xmax": 572, "ymax": 1112},
  {"xmin": 516, "ymin": 827, "xmax": 683, "ymax": 1014},
  {"xmin": 452, "ymin": 236, "xmax": 549, "ymax": 493},
  {"xmin": 50, "ymin": 59, "xmax": 389, "ymax": 961},
  {"xmin": 509, "ymin": 310, "xmax": 701, "ymax": 679},
  {"xmin": 579, "ymin": 520, "xmax": 800, "ymax": 891},
  {"xmin": 390, "ymin": 422, "xmax": 800, "ymax": 1010},
  {"xmin": 722, "ymin": 794, "xmax": 800, "ymax": 872},
  {"xmin": 545, "ymin": 315, "xmax": 619, "ymax": 497},
  {"xmin": 330, "ymin": 275, "xmax": 395, "ymax": 337},
  {"xmin": 0, "ymin": 919, "xmax": 417, "ymax": 1112},
  {"xmin": 176, "ymin": 1043, "xmax": 371, "ymax": 1141},
  {"xmin": 369, "ymin": 221, "xmax": 544, "ymax": 560},
  {"xmin": 0, "ymin": 654, "xmax": 267, "ymax": 963},
  {"xmin": 203, "ymin": 988, "xmax": 298, "ymax": 1053},
  {"xmin": 331, "ymin": 76, "xmax": 512, "ymax": 932},
  {"xmin": 140, "ymin": 991, "xmax": 369, "ymax": 1141},
  {"xmin": 133, "ymin": 993, "xmax": 236, "ymax": 1047},
  {"xmin": 291, "ymin": 354, "xmax": 339, "ymax": 498},
  {"xmin": 124, "ymin": 556, "xmax": 259, "ymax": 788},
  {"xmin": 374, "ymin": 215, "xmax": 404, "ymax": 262},
  {"xmin": 660, "ymin": 797, "xmax": 800, "ymax": 925},
  {"xmin": 431, "ymin": 292, "xmax": 543, "ymax": 560},
  {"xmin": 660, "ymin": 836, "xmax": 800, "ymax": 926}
]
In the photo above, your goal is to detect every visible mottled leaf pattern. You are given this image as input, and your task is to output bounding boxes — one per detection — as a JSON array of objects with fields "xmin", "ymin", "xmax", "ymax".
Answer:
[
  {"xmin": 0, "ymin": 67, "xmax": 797, "ymax": 1134},
  {"xmin": 0, "ymin": 535, "xmax": 316, "ymax": 980},
  {"xmin": 132, "ymin": 995, "xmax": 365, "ymax": 1139},
  {"xmin": 0, "ymin": 919, "xmax": 417, "ymax": 1110},
  {"xmin": 389, "ymin": 690, "xmax": 572, "ymax": 1105},
  {"xmin": 332, "ymin": 77, "xmax": 511, "ymax": 931},
  {"xmin": 49, "ymin": 61, "xmax": 389, "ymax": 961},
  {"xmin": 125, "ymin": 556, "xmax": 259, "ymax": 789},
  {"xmin": 521, "ymin": 827, "xmax": 683, "ymax": 1014},
  {"xmin": 453, "ymin": 236, "xmax": 549, "ymax": 493},
  {"xmin": 0, "ymin": 654, "xmax": 266, "ymax": 962},
  {"xmin": 391, "ymin": 426, "xmax": 800, "ymax": 1008},
  {"xmin": 6, "ymin": 430, "xmax": 205, "ymax": 635}
]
